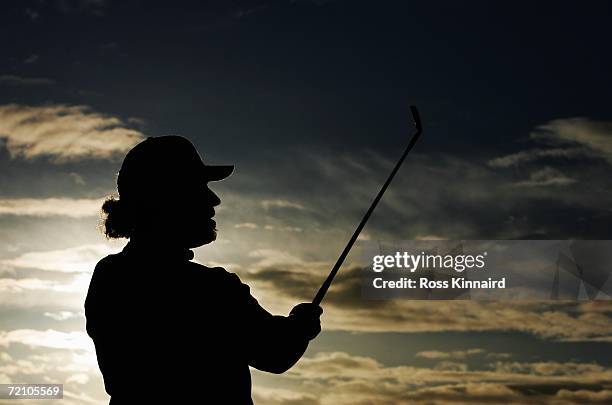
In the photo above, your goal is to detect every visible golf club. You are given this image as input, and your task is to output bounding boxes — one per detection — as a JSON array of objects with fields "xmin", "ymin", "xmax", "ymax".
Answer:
[{"xmin": 312, "ymin": 105, "xmax": 423, "ymax": 306}]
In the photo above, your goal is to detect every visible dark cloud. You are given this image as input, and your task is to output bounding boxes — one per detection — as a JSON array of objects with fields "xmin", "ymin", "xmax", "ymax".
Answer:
[
  {"xmin": 236, "ymin": 249, "xmax": 612, "ymax": 341},
  {"xmin": 255, "ymin": 351, "xmax": 612, "ymax": 404},
  {"xmin": 0, "ymin": 75, "xmax": 54, "ymax": 86},
  {"xmin": 219, "ymin": 147, "xmax": 612, "ymax": 243}
]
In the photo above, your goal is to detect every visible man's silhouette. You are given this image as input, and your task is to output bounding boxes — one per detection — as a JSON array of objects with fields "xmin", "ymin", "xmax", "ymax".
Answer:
[{"xmin": 84, "ymin": 136, "xmax": 322, "ymax": 404}]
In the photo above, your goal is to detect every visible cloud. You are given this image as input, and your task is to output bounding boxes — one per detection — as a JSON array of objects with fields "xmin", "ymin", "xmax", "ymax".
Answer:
[
  {"xmin": 44, "ymin": 311, "xmax": 82, "ymax": 321},
  {"xmin": 263, "ymin": 224, "xmax": 303, "ymax": 232},
  {"xmin": 0, "ymin": 75, "xmax": 54, "ymax": 86},
  {"xmin": 0, "ymin": 242, "xmax": 120, "ymax": 309},
  {"xmin": 0, "ymin": 359, "xmax": 47, "ymax": 376},
  {"xmin": 0, "ymin": 274, "xmax": 97, "ymax": 310},
  {"xmin": 68, "ymin": 172, "xmax": 86, "ymax": 185},
  {"xmin": 433, "ymin": 361, "xmax": 468, "ymax": 372},
  {"xmin": 242, "ymin": 258, "xmax": 612, "ymax": 342},
  {"xmin": 415, "ymin": 234, "xmax": 447, "ymax": 240},
  {"xmin": 62, "ymin": 390, "xmax": 103, "ymax": 405},
  {"xmin": 0, "ymin": 336, "xmax": 106, "ymax": 403},
  {"xmin": 533, "ymin": 118, "xmax": 612, "ymax": 164},
  {"xmin": 247, "ymin": 249, "xmax": 307, "ymax": 267},
  {"xmin": 486, "ymin": 352, "xmax": 512, "ymax": 359},
  {"xmin": 235, "ymin": 222, "xmax": 259, "ymax": 229},
  {"xmin": 261, "ymin": 199, "xmax": 306, "ymax": 210},
  {"xmin": 216, "ymin": 140, "xmax": 612, "ymax": 279},
  {"xmin": 0, "ymin": 198, "xmax": 103, "ymax": 217},
  {"xmin": 24, "ymin": 54, "xmax": 39, "ymax": 64},
  {"xmin": 66, "ymin": 373, "xmax": 89, "ymax": 384},
  {"xmin": 25, "ymin": 8, "xmax": 39, "ymax": 21},
  {"xmin": 488, "ymin": 147, "xmax": 587, "ymax": 168},
  {"xmin": 288, "ymin": 352, "xmax": 382, "ymax": 379},
  {"xmin": 0, "ymin": 278, "xmax": 64, "ymax": 292},
  {"xmin": 512, "ymin": 167, "xmax": 576, "ymax": 187},
  {"xmin": 0, "ymin": 329, "xmax": 92, "ymax": 351},
  {"xmin": 255, "ymin": 351, "xmax": 612, "ymax": 404},
  {"xmin": 0, "ymin": 104, "xmax": 144, "ymax": 162},
  {"xmin": 556, "ymin": 388, "xmax": 612, "ymax": 403},
  {"xmin": 493, "ymin": 361, "xmax": 604, "ymax": 376},
  {"xmin": 489, "ymin": 118, "xmax": 612, "ymax": 168},
  {"xmin": 2, "ymin": 244, "xmax": 118, "ymax": 273},
  {"xmin": 416, "ymin": 349, "xmax": 484, "ymax": 360},
  {"xmin": 252, "ymin": 387, "xmax": 321, "ymax": 405},
  {"xmin": 227, "ymin": 144, "xmax": 612, "ymax": 244}
]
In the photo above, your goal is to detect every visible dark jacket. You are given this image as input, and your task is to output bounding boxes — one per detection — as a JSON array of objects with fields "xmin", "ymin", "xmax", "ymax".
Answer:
[{"xmin": 84, "ymin": 240, "xmax": 310, "ymax": 404}]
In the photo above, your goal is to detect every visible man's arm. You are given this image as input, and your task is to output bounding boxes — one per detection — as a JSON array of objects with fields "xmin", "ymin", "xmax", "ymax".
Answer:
[
  {"xmin": 222, "ymin": 271, "xmax": 322, "ymax": 374},
  {"xmin": 246, "ymin": 304, "xmax": 322, "ymax": 374}
]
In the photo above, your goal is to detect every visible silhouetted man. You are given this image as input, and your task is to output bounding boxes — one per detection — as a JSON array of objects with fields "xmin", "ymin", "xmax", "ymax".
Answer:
[{"xmin": 85, "ymin": 136, "xmax": 322, "ymax": 404}]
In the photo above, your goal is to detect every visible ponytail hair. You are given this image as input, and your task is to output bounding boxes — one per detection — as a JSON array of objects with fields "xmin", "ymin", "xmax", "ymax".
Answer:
[{"xmin": 101, "ymin": 197, "xmax": 133, "ymax": 238}]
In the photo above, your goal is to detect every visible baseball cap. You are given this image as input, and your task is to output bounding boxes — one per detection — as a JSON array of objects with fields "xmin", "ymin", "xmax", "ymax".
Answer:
[{"xmin": 117, "ymin": 135, "xmax": 233, "ymax": 201}]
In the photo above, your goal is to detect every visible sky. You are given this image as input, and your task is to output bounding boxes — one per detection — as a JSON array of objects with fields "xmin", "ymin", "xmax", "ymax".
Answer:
[{"xmin": 1, "ymin": 0, "xmax": 612, "ymax": 403}]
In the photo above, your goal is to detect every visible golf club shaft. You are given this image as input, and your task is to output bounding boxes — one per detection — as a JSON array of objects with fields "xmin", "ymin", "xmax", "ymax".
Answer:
[{"xmin": 312, "ymin": 106, "xmax": 423, "ymax": 306}]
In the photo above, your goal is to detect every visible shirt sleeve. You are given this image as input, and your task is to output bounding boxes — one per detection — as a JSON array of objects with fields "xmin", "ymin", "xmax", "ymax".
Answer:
[
  {"xmin": 218, "ymin": 269, "xmax": 310, "ymax": 374},
  {"xmin": 84, "ymin": 258, "xmax": 121, "ymax": 394},
  {"xmin": 84, "ymin": 260, "xmax": 106, "ymax": 338}
]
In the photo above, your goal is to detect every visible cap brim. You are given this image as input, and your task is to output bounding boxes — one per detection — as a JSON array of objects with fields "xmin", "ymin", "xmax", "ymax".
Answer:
[{"xmin": 204, "ymin": 165, "xmax": 234, "ymax": 181}]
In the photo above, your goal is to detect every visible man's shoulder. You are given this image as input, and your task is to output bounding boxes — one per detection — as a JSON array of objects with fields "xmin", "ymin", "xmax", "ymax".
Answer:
[
  {"xmin": 91, "ymin": 252, "xmax": 124, "ymax": 275},
  {"xmin": 186, "ymin": 262, "xmax": 249, "ymax": 291},
  {"xmin": 187, "ymin": 262, "xmax": 238, "ymax": 279},
  {"xmin": 95, "ymin": 252, "xmax": 124, "ymax": 268}
]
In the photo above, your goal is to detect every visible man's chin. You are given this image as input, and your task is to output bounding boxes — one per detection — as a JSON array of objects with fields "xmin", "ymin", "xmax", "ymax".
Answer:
[{"xmin": 188, "ymin": 227, "xmax": 217, "ymax": 248}]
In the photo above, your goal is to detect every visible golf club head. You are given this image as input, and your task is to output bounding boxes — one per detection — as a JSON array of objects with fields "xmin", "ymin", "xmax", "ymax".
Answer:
[{"xmin": 409, "ymin": 105, "xmax": 422, "ymax": 133}]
